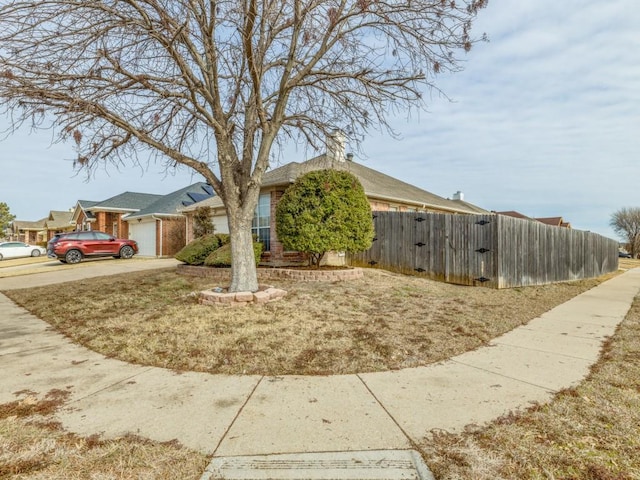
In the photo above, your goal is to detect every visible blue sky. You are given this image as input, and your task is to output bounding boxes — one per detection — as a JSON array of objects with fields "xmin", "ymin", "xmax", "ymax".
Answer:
[{"xmin": 1, "ymin": 0, "xmax": 638, "ymax": 240}]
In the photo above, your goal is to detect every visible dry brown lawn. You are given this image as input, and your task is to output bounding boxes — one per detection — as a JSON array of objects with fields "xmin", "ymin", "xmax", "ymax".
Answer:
[
  {"xmin": 3, "ymin": 267, "xmax": 615, "ymax": 376},
  {"xmin": 419, "ymin": 286, "xmax": 640, "ymax": 480},
  {"xmin": 0, "ymin": 390, "xmax": 208, "ymax": 479}
]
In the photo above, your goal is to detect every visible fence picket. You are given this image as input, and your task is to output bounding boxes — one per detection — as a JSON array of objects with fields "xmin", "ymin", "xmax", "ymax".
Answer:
[{"xmin": 348, "ymin": 212, "xmax": 618, "ymax": 288}]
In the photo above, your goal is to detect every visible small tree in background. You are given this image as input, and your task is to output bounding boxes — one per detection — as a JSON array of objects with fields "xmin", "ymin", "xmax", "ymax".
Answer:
[
  {"xmin": 610, "ymin": 207, "xmax": 640, "ymax": 258},
  {"xmin": 0, "ymin": 202, "xmax": 16, "ymax": 239},
  {"xmin": 193, "ymin": 206, "xmax": 215, "ymax": 238},
  {"xmin": 276, "ymin": 170, "xmax": 374, "ymax": 268}
]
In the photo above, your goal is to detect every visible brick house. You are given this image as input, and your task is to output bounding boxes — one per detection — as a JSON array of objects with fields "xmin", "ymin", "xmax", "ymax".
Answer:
[
  {"xmin": 181, "ymin": 135, "xmax": 488, "ymax": 265},
  {"xmin": 69, "ymin": 184, "xmax": 213, "ymax": 257},
  {"xmin": 10, "ymin": 210, "xmax": 75, "ymax": 244},
  {"xmin": 124, "ymin": 182, "xmax": 214, "ymax": 257},
  {"xmin": 44, "ymin": 210, "xmax": 75, "ymax": 240},
  {"xmin": 9, "ymin": 219, "xmax": 46, "ymax": 243},
  {"xmin": 70, "ymin": 192, "xmax": 163, "ymax": 239}
]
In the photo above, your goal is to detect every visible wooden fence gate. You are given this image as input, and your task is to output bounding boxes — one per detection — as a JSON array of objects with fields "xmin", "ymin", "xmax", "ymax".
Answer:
[{"xmin": 348, "ymin": 212, "xmax": 618, "ymax": 288}]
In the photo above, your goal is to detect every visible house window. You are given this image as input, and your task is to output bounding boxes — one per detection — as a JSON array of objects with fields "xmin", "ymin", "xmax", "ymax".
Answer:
[{"xmin": 252, "ymin": 193, "xmax": 270, "ymax": 252}]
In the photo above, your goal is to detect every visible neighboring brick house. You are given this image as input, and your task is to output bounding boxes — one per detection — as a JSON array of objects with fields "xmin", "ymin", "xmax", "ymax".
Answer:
[
  {"xmin": 181, "ymin": 135, "xmax": 488, "ymax": 265},
  {"xmin": 44, "ymin": 210, "xmax": 75, "ymax": 240},
  {"xmin": 125, "ymin": 182, "xmax": 214, "ymax": 257},
  {"xmin": 68, "ymin": 185, "xmax": 213, "ymax": 257},
  {"xmin": 70, "ymin": 192, "xmax": 163, "ymax": 239},
  {"xmin": 9, "ymin": 219, "xmax": 46, "ymax": 243},
  {"xmin": 71, "ymin": 200, "xmax": 99, "ymax": 231}
]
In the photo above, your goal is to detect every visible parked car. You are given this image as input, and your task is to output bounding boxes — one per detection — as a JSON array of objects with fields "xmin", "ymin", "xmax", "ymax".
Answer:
[
  {"xmin": 47, "ymin": 232, "xmax": 71, "ymax": 258},
  {"xmin": 618, "ymin": 251, "xmax": 632, "ymax": 258},
  {"xmin": 49, "ymin": 231, "xmax": 138, "ymax": 264},
  {"xmin": 0, "ymin": 242, "xmax": 46, "ymax": 261}
]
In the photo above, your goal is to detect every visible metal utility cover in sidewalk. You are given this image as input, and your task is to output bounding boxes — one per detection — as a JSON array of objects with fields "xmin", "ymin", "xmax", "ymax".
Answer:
[{"xmin": 200, "ymin": 450, "xmax": 435, "ymax": 480}]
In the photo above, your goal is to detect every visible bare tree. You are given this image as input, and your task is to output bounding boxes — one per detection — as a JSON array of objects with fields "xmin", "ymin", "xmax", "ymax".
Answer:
[
  {"xmin": 0, "ymin": 0, "xmax": 487, "ymax": 292},
  {"xmin": 611, "ymin": 207, "xmax": 640, "ymax": 258}
]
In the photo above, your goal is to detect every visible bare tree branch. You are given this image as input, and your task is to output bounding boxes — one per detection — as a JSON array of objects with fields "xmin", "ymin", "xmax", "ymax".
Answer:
[{"xmin": 0, "ymin": 0, "xmax": 488, "ymax": 291}]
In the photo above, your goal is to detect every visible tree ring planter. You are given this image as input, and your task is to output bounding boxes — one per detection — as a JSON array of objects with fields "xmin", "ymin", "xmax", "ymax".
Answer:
[{"xmin": 199, "ymin": 284, "xmax": 287, "ymax": 307}]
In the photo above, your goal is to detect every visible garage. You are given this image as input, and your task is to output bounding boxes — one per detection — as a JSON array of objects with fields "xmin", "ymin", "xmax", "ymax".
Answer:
[{"xmin": 129, "ymin": 220, "xmax": 157, "ymax": 257}]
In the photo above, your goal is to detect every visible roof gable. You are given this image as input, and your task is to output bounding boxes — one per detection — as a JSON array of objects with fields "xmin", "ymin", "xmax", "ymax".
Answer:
[
  {"xmin": 45, "ymin": 210, "xmax": 74, "ymax": 229},
  {"xmin": 125, "ymin": 183, "xmax": 215, "ymax": 219}
]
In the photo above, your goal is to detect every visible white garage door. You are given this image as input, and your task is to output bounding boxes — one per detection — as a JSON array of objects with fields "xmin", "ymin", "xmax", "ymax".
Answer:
[{"xmin": 129, "ymin": 221, "xmax": 157, "ymax": 257}]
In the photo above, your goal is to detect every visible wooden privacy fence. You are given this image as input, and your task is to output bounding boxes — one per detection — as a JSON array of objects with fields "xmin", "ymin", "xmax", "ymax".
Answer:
[{"xmin": 348, "ymin": 212, "xmax": 619, "ymax": 288}]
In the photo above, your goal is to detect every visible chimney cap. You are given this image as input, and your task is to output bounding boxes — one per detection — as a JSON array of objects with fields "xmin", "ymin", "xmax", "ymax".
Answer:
[{"xmin": 452, "ymin": 191, "xmax": 464, "ymax": 201}]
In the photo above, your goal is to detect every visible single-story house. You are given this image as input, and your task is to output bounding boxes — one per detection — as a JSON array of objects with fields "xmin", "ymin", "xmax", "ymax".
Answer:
[
  {"xmin": 181, "ymin": 133, "xmax": 488, "ymax": 265},
  {"xmin": 9, "ymin": 219, "xmax": 47, "ymax": 244},
  {"xmin": 125, "ymin": 182, "xmax": 214, "ymax": 257},
  {"xmin": 70, "ymin": 192, "xmax": 164, "ymax": 239},
  {"xmin": 70, "ymin": 183, "xmax": 214, "ymax": 257},
  {"xmin": 44, "ymin": 210, "xmax": 75, "ymax": 240}
]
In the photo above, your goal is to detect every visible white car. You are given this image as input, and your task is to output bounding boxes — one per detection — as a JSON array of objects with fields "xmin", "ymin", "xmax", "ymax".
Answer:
[{"xmin": 0, "ymin": 242, "xmax": 47, "ymax": 261}]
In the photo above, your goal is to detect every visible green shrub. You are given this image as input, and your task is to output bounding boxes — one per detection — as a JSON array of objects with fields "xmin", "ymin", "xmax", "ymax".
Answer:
[
  {"xmin": 174, "ymin": 234, "xmax": 221, "ymax": 265},
  {"xmin": 215, "ymin": 233, "xmax": 230, "ymax": 245},
  {"xmin": 204, "ymin": 241, "xmax": 263, "ymax": 267},
  {"xmin": 275, "ymin": 169, "xmax": 374, "ymax": 267},
  {"xmin": 192, "ymin": 206, "xmax": 215, "ymax": 237}
]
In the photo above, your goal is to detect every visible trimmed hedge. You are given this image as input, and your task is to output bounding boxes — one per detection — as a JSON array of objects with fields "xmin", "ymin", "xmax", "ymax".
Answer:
[
  {"xmin": 204, "ymin": 241, "xmax": 263, "ymax": 267},
  {"xmin": 175, "ymin": 234, "xmax": 223, "ymax": 265},
  {"xmin": 275, "ymin": 169, "xmax": 374, "ymax": 267}
]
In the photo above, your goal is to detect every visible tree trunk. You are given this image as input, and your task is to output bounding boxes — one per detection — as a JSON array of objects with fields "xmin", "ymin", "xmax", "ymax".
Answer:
[{"xmin": 227, "ymin": 210, "xmax": 259, "ymax": 293}]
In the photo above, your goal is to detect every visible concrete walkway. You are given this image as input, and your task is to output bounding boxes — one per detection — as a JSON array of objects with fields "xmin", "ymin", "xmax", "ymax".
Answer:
[{"xmin": 1, "ymin": 262, "xmax": 640, "ymax": 468}]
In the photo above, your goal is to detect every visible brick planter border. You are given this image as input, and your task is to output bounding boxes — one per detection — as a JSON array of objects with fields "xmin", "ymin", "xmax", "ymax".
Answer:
[
  {"xmin": 199, "ymin": 284, "xmax": 287, "ymax": 307},
  {"xmin": 177, "ymin": 264, "xmax": 364, "ymax": 282}
]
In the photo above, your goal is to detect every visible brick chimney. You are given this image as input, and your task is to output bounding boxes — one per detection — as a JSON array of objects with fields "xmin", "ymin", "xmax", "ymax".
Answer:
[{"xmin": 326, "ymin": 129, "xmax": 346, "ymax": 162}]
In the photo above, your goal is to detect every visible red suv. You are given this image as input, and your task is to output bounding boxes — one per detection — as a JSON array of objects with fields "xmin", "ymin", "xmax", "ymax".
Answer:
[{"xmin": 50, "ymin": 231, "xmax": 138, "ymax": 264}]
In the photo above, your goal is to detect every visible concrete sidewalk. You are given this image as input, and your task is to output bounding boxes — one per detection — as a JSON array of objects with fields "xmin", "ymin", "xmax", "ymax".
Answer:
[{"xmin": 1, "ymin": 264, "xmax": 640, "ymax": 476}]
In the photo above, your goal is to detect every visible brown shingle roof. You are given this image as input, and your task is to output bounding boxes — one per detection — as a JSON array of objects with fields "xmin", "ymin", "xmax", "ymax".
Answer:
[
  {"xmin": 45, "ymin": 210, "xmax": 74, "ymax": 230},
  {"xmin": 495, "ymin": 210, "xmax": 535, "ymax": 220},
  {"xmin": 535, "ymin": 217, "xmax": 563, "ymax": 227},
  {"xmin": 12, "ymin": 219, "xmax": 46, "ymax": 231},
  {"xmin": 261, "ymin": 155, "xmax": 488, "ymax": 214},
  {"xmin": 182, "ymin": 156, "xmax": 489, "ymax": 215}
]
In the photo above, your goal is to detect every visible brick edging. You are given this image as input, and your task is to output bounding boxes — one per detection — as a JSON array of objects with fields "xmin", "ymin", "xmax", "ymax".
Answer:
[{"xmin": 177, "ymin": 264, "xmax": 364, "ymax": 282}]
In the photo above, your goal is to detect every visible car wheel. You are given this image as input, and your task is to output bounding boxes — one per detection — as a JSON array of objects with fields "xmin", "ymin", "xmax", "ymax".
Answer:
[
  {"xmin": 65, "ymin": 249, "xmax": 83, "ymax": 264},
  {"xmin": 31, "ymin": 249, "xmax": 41, "ymax": 257},
  {"xmin": 119, "ymin": 245, "xmax": 134, "ymax": 259}
]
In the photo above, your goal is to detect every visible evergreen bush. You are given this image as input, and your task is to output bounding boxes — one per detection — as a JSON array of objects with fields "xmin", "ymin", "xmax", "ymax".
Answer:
[
  {"xmin": 275, "ymin": 169, "xmax": 374, "ymax": 267},
  {"xmin": 204, "ymin": 241, "xmax": 263, "ymax": 267},
  {"xmin": 174, "ymin": 234, "xmax": 220, "ymax": 265}
]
